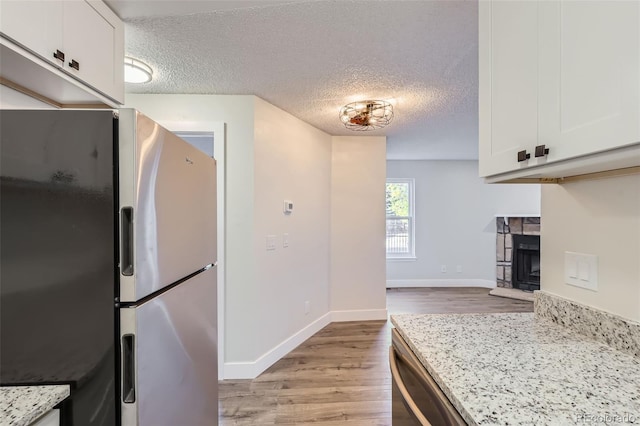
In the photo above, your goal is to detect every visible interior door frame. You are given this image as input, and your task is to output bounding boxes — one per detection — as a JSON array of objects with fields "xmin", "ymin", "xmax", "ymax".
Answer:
[{"xmin": 159, "ymin": 120, "xmax": 226, "ymax": 380}]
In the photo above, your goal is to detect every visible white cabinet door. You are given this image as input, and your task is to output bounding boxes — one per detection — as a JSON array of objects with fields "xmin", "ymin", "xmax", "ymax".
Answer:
[
  {"xmin": 479, "ymin": 1, "xmax": 539, "ymax": 177},
  {"xmin": 0, "ymin": 0, "xmax": 63, "ymax": 65},
  {"xmin": 479, "ymin": 0, "xmax": 640, "ymax": 181},
  {"xmin": 538, "ymin": 0, "xmax": 640, "ymax": 162},
  {"xmin": 62, "ymin": 0, "xmax": 124, "ymax": 103},
  {"xmin": 0, "ymin": 0, "xmax": 123, "ymax": 104}
]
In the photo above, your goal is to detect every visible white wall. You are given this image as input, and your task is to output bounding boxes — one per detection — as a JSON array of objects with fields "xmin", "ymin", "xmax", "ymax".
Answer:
[
  {"xmin": 126, "ymin": 94, "xmax": 335, "ymax": 378},
  {"xmin": 252, "ymin": 97, "xmax": 332, "ymax": 362},
  {"xmin": 386, "ymin": 160, "xmax": 541, "ymax": 286},
  {"xmin": 541, "ymin": 175, "xmax": 640, "ymax": 322},
  {"xmin": 330, "ymin": 136, "xmax": 387, "ymax": 320}
]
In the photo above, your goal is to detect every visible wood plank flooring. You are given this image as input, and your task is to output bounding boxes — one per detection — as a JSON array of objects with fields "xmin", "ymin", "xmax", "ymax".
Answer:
[
  {"xmin": 386, "ymin": 287, "xmax": 534, "ymax": 314},
  {"xmin": 218, "ymin": 287, "xmax": 533, "ymax": 425}
]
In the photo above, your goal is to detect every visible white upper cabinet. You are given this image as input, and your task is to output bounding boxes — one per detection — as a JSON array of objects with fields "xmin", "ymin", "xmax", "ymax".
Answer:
[
  {"xmin": 0, "ymin": 1, "xmax": 63, "ymax": 64},
  {"xmin": 538, "ymin": 1, "xmax": 639, "ymax": 160},
  {"xmin": 479, "ymin": 1, "xmax": 539, "ymax": 177},
  {"xmin": 0, "ymin": 0, "xmax": 124, "ymax": 105},
  {"xmin": 62, "ymin": 1, "xmax": 123, "ymax": 102},
  {"xmin": 480, "ymin": 0, "xmax": 640, "ymax": 181}
]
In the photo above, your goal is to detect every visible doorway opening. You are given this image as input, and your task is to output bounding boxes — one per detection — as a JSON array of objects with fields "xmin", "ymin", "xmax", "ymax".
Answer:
[{"xmin": 176, "ymin": 132, "xmax": 214, "ymax": 158}]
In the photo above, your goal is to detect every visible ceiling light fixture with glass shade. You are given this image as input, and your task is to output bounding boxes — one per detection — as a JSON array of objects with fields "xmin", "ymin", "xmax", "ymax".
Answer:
[
  {"xmin": 339, "ymin": 100, "xmax": 394, "ymax": 131},
  {"xmin": 124, "ymin": 57, "xmax": 153, "ymax": 83}
]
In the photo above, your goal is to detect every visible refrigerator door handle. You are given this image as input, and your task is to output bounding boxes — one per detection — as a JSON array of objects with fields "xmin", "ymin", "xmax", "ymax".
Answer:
[
  {"xmin": 120, "ymin": 308, "xmax": 138, "ymax": 425},
  {"xmin": 122, "ymin": 334, "xmax": 136, "ymax": 403},
  {"xmin": 120, "ymin": 207, "xmax": 134, "ymax": 276}
]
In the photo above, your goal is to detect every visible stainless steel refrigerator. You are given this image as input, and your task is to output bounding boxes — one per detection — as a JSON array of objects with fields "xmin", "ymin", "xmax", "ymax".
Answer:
[{"xmin": 0, "ymin": 109, "xmax": 218, "ymax": 426}]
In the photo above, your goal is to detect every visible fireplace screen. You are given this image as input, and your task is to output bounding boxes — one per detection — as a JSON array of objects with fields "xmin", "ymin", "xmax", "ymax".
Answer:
[{"xmin": 511, "ymin": 234, "xmax": 540, "ymax": 291}]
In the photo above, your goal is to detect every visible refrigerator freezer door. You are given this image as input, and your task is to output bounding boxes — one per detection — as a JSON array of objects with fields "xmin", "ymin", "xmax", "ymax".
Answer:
[
  {"xmin": 118, "ymin": 110, "xmax": 217, "ymax": 302},
  {"xmin": 120, "ymin": 267, "xmax": 218, "ymax": 426}
]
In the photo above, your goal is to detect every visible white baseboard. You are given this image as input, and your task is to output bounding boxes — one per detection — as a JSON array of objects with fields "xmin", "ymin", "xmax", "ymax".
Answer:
[
  {"xmin": 221, "ymin": 361, "xmax": 255, "ymax": 380},
  {"xmin": 331, "ymin": 308, "xmax": 388, "ymax": 322},
  {"xmin": 223, "ymin": 312, "xmax": 332, "ymax": 380},
  {"xmin": 222, "ymin": 308, "xmax": 389, "ymax": 380},
  {"xmin": 386, "ymin": 279, "xmax": 496, "ymax": 289}
]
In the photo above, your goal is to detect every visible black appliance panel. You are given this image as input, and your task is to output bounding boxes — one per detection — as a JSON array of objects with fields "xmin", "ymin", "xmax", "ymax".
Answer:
[{"xmin": 0, "ymin": 110, "xmax": 117, "ymax": 426}]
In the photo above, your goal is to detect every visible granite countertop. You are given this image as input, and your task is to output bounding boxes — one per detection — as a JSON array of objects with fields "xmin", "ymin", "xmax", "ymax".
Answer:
[
  {"xmin": 391, "ymin": 313, "xmax": 640, "ymax": 426},
  {"xmin": 0, "ymin": 385, "xmax": 70, "ymax": 426}
]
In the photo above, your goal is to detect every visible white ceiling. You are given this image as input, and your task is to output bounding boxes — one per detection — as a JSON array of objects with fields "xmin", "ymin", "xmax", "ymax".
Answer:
[{"xmin": 106, "ymin": 0, "xmax": 479, "ymax": 160}]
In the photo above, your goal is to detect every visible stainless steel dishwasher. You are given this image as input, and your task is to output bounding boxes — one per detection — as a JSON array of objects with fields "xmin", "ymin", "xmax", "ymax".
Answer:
[{"xmin": 390, "ymin": 329, "xmax": 467, "ymax": 426}]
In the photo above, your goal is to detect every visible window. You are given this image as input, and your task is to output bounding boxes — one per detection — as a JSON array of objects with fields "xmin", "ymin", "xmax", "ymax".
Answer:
[{"xmin": 386, "ymin": 178, "xmax": 415, "ymax": 258}]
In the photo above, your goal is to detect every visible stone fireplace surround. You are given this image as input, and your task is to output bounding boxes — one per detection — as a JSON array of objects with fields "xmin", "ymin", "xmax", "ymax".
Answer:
[{"xmin": 496, "ymin": 216, "xmax": 540, "ymax": 288}]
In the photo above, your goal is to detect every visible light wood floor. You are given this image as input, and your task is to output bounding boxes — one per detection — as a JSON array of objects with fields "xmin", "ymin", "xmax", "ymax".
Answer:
[
  {"xmin": 218, "ymin": 287, "xmax": 533, "ymax": 425},
  {"xmin": 386, "ymin": 287, "xmax": 534, "ymax": 315}
]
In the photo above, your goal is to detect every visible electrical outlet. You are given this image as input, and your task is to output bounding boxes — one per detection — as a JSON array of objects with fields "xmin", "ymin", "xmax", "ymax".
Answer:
[
  {"xmin": 565, "ymin": 252, "xmax": 598, "ymax": 291},
  {"xmin": 456, "ymin": 265, "xmax": 462, "ymax": 273},
  {"xmin": 304, "ymin": 301, "xmax": 310, "ymax": 315},
  {"xmin": 440, "ymin": 265, "xmax": 447, "ymax": 273}
]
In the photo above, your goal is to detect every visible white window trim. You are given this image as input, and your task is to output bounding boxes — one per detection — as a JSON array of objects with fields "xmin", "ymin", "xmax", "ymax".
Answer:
[{"xmin": 386, "ymin": 178, "xmax": 416, "ymax": 259}]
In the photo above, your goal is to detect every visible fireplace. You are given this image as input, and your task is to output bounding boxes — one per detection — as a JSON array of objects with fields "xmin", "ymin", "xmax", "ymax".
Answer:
[
  {"xmin": 496, "ymin": 216, "xmax": 540, "ymax": 289},
  {"xmin": 511, "ymin": 234, "xmax": 540, "ymax": 291}
]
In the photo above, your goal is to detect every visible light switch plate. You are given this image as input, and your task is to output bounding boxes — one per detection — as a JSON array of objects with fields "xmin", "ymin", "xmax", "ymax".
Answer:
[
  {"xmin": 266, "ymin": 235, "xmax": 277, "ymax": 251},
  {"xmin": 565, "ymin": 252, "xmax": 598, "ymax": 291}
]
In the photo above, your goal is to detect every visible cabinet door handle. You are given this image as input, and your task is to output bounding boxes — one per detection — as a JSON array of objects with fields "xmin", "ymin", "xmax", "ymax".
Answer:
[
  {"xmin": 68, "ymin": 59, "xmax": 80, "ymax": 71},
  {"xmin": 535, "ymin": 144, "xmax": 550, "ymax": 158},
  {"xmin": 53, "ymin": 49, "xmax": 65, "ymax": 61},
  {"xmin": 517, "ymin": 150, "xmax": 531, "ymax": 162}
]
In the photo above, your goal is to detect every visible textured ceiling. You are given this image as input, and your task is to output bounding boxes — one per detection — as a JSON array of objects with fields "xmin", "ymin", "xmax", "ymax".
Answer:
[{"xmin": 106, "ymin": 0, "xmax": 479, "ymax": 160}]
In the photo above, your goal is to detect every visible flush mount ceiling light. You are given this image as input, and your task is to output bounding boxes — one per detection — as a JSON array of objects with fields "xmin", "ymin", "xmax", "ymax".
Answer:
[
  {"xmin": 124, "ymin": 57, "xmax": 153, "ymax": 84},
  {"xmin": 339, "ymin": 100, "xmax": 394, "ymax": 131}
]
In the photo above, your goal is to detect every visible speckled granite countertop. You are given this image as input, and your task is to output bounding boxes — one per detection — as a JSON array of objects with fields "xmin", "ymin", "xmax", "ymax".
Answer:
[
  {"xmin": 0, "ymin": 385, "xmax": 69, "ymax": 426},
  {"xmin": 391, "ymin": 313, "xmax": 640, "ymax": 425}
]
